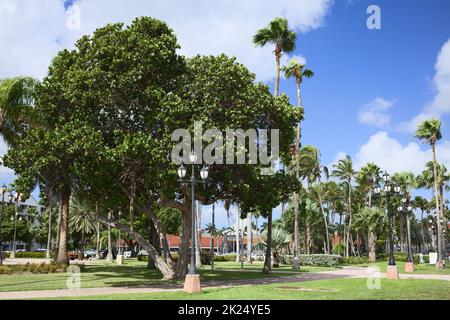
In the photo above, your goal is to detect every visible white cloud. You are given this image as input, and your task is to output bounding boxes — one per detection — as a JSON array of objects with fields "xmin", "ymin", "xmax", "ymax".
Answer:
[
  {"xmin": 351, "ymin": 131, "xmax": 450, "ymax": 175},
  {"xmin": 357, "ymin": 97, "xmax": 395, "ymax": 128},
  {"xmin": 0, "ymin": 0, "xmax": 333, "ymax": 82},
  {"xmin": 397, "ymin": 39, "xmax": 450, "ymax": 133}
]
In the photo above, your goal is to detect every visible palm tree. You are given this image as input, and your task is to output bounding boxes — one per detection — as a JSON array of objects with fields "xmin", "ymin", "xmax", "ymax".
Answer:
[
  {"xmin": 298, "ymin": 146, "xmax": 331, "ymax": 252},
  {"xmin": 246, "ymin": 211, "xmax": 253, "ymax": 263},
  {"xmin": 415, "ymin": 119, "xmax": 444, "ymax": 268},
  {"xmin": 353, "ymin": 206, "xmax": 386, "ymax": 261},
  {"xmin": 413, "ymin": 196, "xmax": 429, "ymax": 253},
  {"xmin": 282, "ymin": 59, "xmax": 314, "ymax": 107},
  {"xmin": 253, "ymin": 17, "xmax": 296, "ymax": 96},
  {"xmin": 262, "ymin": 226, "xmax": 290, "ymax": 267},
  {"xmin": 393, "ymin": 172, "xmax": 416, "ymax": 262},
  {"xmin": 43, "ymin": 201, "xmax": 58, "ymax": 259},
  {"xmin": 357, "ymin": 163, "xmax": 381, "ymax": 208},
  {"xmin": 0, "ymin": 77, "xmax": 38, "ymax": 146},
  {"xmin": 332, "ymin": 155, "xmax": 357, "ymax": 257},
  {"xmin": 205, "ymin": 205, "xmax": 217, "ymax": 270},
  {"xmin": 69, "ymin": 196, "xmax": 97, "ymax": 260},
  {"xmin": 282, "ymin": 59, "xmax": 313, "ymax": 267}
]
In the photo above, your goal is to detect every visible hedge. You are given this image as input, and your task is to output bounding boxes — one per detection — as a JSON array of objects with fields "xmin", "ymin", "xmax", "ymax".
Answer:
[
  {"xmin": 0, "ymin": 262, "xmax": 72, "ymax": 275},
  {"xmin": 377, "ymin": 252, "xmax": 420, "ymax": 264},
  {"xmin": 137, "ymin": 252, "xmax": 180, "ymax": 263},
  {"xmin": 281, "ymin": 254, "xmax": 342, "ymax": 267},
  {"xmin": 2, "ymin": 252, "xmax": 47, "ymax": 259},
  {"xmin": 136, "ymin": 252, "xmax": 238, "ymax": 264},
  {"xmin": 332, "ymin": 244, "xmax": 345, "ymax": 255}
]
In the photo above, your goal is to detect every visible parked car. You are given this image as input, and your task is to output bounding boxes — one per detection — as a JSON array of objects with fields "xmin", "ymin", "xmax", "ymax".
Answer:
[
  {"xmin": 34, "ymin": 248, "xmax": 47, "ymax": 252},
  {"xmin": 138, "ymin": 250, "xmax": 148, "ymax": 256},
  {"xmin": 67, "ymin": 251, "xmax": 77, "ymax": 260},
  {"xmin": 100, "ymin": 249, "xmax": 116, "ymax": 259},
  {"xmin": 84, "ymin": 249, "xmax": 96, "ymax": 258}
]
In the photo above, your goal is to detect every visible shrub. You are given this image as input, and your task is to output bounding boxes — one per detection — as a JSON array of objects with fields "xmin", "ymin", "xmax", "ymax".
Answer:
[
  {"xmin": 0, "ymin": 262, "xmax": 69, "ymax": 275},
  {"xmin": 281, "ymin": 254, "xmax": 342, "ymax": 267},
  {"xmin": 377, "ymin": 252, "xmax": 420, "ymax": 265},
  {"xmin": 200, "ymin": 251, "xmax": 211, "ymax": 265},
  {"xmin": 332, "ymin": 244, "xmax": 345, "ymax": 255},
  {"xmin": 137, "ymin": 252, "xmax": 179, "ymax": 263},
  {"xmin": 376, "ymin": 240, "xmax": 385, "ymax": 254},
  {"xmin": 341, "ymin": 256, "xmax": 370, "ymax": 265},
  {"xmin": 2, "ymin": 252, "xmax": 47, "ymax": 259}
]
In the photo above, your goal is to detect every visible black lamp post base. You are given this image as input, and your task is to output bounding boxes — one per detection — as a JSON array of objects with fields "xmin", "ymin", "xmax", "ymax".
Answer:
[
  {"xmin": 386, "ymin": 264, "xmax": 399, "ymax": 279},
  {"xmin": 184, "ymin": 274, "xmax": 201, "ymax": 293}
]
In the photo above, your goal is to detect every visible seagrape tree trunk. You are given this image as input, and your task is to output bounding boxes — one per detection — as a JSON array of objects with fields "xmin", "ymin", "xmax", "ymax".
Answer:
[
  {"xmin": 263, "ymin": 211, "xmax": 272, "ymax": 274},
  {"xmin": 57, "ymin": 184, "xmax": 70, "ymax": 265},
  {"xmin": 97, "ymin": 215, "xmax": 176, "ymax": 280}
]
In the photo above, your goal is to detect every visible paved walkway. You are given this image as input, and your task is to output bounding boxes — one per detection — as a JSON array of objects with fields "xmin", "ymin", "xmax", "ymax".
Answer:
[{"xmin": 0, "ymin": 267, "xmax": 449, "ymax": 300}]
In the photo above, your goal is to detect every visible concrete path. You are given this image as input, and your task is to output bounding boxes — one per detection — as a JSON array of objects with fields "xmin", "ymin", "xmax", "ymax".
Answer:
[{"xmin": 0, "ymin": 266, "xmax": 449, "ymax": 300}]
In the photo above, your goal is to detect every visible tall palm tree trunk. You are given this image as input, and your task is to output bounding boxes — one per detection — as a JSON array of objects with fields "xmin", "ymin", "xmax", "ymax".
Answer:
[
  {"xmin": 247, "ymin": 212, "xmax": 253, "ymax": 263},
  {"xmin": 57, "ymin": 184, "xmax": 70, "ymax": 265},
  {"xmin": 95, "ymin": 221, "xmax": 101, "ymax": 259},
  {"xmin": 274, "ymin": 51, "xmax": 281, "ymax": 96},
  {"xmin": 195, "ymin": 202, "xmax": 202, "ymax": 268},
  {"xmin": 95, "ymin": 201, "xmax": 101, "ymax": 259},
  {"xmin": 317, "ymin": 183, "xmax": 330, "ymax": 254},
  {"xmin": 406, "ymin": 214, "xmax": 413, "ymax": 262},
  {"xmin": 420, "ymin": 209, "xmax": 426, "ymax": 253},
  {"xmin": 107, "ymin": 210, "xmax": 113, "ymax": 262},
  {"xmin": 78, "ymin": 229, "xmax": 85, "ymax": 260},
  {"xmin": 211, "ymin": 204, "xmax": 215, "ymax": 271},
  {"xmin": 431, "ymin": 143, "xmax": 444, "ymax": 268},
  {"xmin": 292, "ymin": 78, "xmax": 302, "ymax": 268},
  {"xmin": 346, "ymin": 179, "xmax": 352, "ymax": 257},
  {"xmin": 368, "ymin": 231, "xmax": 377, "ymax": 263},
  {"xmin": 45, "ymin": 206, "xmax": 52, "ymax": 259},
  {"xmin": 236, "ymin": 208, "xmax": 240, "ymax": 263}
]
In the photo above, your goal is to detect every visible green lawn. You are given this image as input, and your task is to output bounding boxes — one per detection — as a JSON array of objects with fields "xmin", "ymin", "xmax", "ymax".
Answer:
[
  {"xmin": 0, "ymin": 260, "xmax": 316, "ymax": 292},
  {"xmin": 355, "ymin": 261, "xmax": 450, "ymax": 275},
  {"xmin": 49, "ymin": 277, "xmax": 450, "ymax": 300},
  {"xmin": 208, "ymin": 261, "xmax": 337, "ymax": 272}
]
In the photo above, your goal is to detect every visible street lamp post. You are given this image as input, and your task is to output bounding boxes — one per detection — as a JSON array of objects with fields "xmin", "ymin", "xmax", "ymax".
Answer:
[
  {"xmin": 0, "ymin": 185, "xmax": 7, "ymax": 265},
  {"xmin": 10, "ymin": 193, "xmax": 22, "ymax": 259},
  {"xmin": 373, "ymin": 171, "xmax": 401, "ymax": 280},
  {"xmin": 397, "ymin": 198, "xmax": 414, "ymax": 272},
  {"xmin": 178, "ymin": 151, "xmax": 209, "ymax": 293}
]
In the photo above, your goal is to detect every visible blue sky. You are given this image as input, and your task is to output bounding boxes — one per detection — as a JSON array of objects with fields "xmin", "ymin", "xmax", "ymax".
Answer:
[{"xmin": 0, "ymin": 0, "xmax": 449, "ymax": 229}]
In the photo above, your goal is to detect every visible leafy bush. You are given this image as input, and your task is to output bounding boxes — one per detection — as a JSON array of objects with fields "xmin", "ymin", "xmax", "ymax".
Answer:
[
  {"xmin": 200, "ymin": 251, "xmax": 211, "ymax": 265},
  {"xmin": 376, "ymin": 240, "xmax": 385, "ymax": 254},
  {"xmin": 0, "ymin": 262, "xmax": 70, "ymax": 275},
  {"xmin": 214, "ymin": 254, "xmax": 237, "ymax": 262},
  {"xmin": 281, "ymin": 254, "xmax": 342, "ymax": 267},
  {"xmin": 2, "ymin": 252, "xmax": 47, "ymax": 259},
  {"xmin": 332, "ymin": 244, "xmax": 345, "ymax": 255},
  {"xmin": 137, "ymin": 252, "xmax": 179, "ymax": 263},
  {"xmin": 341, "ymin": 256, "xmax": 370, "ymax": 265},
  {"xmin": 377, "ymin": 252, "xmax": 420, "ymax": 265}
]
